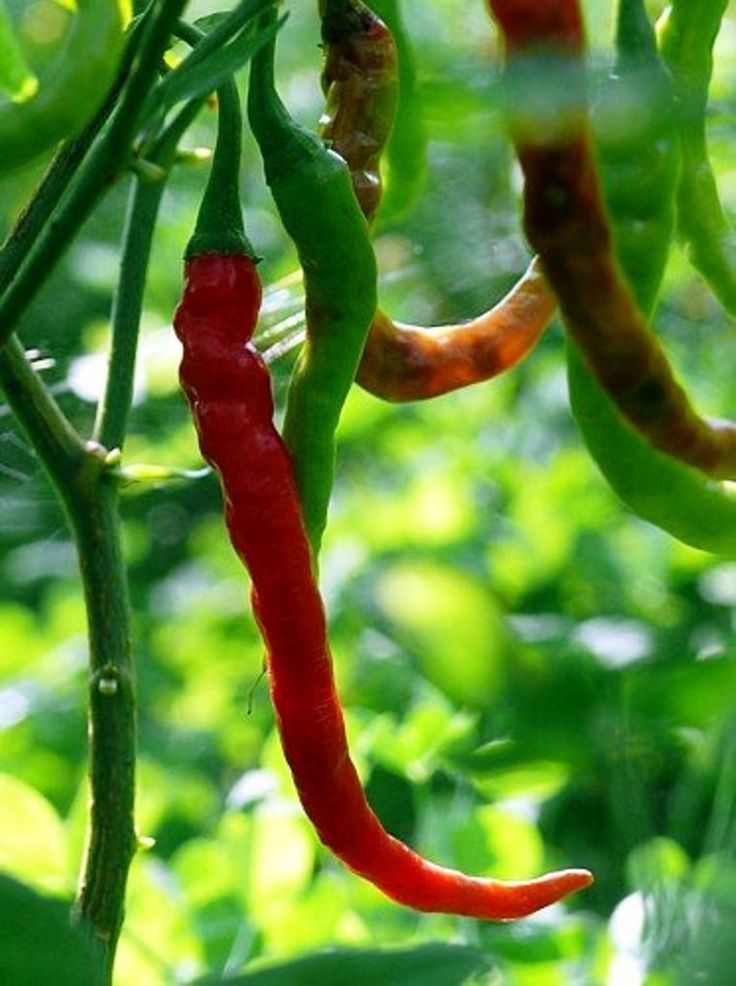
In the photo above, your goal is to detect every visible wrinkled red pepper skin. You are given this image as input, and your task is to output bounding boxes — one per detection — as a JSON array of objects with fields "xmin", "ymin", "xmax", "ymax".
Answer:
[{"xmin": 174, "ymin": 252, "xmax": 592, "ymax": 920}]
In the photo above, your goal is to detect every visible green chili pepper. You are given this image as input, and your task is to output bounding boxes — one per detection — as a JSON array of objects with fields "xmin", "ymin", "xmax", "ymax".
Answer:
[
  {"xmin": 368, "ymin": 0, "xmax": 426, "ymax": 221},
  {"xmin": 0, "ymin": 0, "xmax": 129, "ymax": 173},
  {"xmin": 657, "ymin": 0, "xmax": 736, "ymax": 314},
  {"xmin": 593, "ymin": 0, "xmax": 679, "ymax": 315},
  {"xmin": 565, "ymin": 0, "xmax": 736, "ymax": 557},
  {"xmin": 248, "ymin": 16, "xmax": 377, "ymax": 557}
]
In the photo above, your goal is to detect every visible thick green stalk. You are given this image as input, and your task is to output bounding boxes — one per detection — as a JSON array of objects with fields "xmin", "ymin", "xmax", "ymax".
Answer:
[
  {"xmin": 0, "ymin": 6, "xmax": 195, "ymax": 963},
  {"xmin": 0, "ymin": 336, "xmax": 87, "ymax": 472},
  {"xmin": 0, "ymin": 340, "xmax": 134, "ymax": 973},
  {"xmin": 69, "ymin": 481, "xmax": 136, "ymax": 976}
]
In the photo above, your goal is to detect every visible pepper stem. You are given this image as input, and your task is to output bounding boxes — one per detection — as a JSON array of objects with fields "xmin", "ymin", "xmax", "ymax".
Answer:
[
  {"xmin": 178, "ymin": 20, "xmax": 254, "ymax": 258},
  {"xmin": 247, "ymin": 11, "xmax": 299, "ymax": 161}
]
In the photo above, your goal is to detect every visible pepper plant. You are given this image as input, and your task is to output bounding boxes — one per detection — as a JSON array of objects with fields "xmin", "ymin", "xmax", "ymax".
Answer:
[{"xmin": 2, "ymin": 1, "xmax": 736, "ymax": 984}]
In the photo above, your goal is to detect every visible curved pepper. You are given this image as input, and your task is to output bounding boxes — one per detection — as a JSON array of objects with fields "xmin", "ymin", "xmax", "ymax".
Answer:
[
  {"xmin": 492, "ymin": 0, "xmax": 736, "ymax": 557},
  {"xmin": 358, "ymin": 256, "xmax": 555, "ymax": 401},
  {"xmin": 176, "ymin": 250, "xmax": 593, "ymax": 917},
  {"xmin": 567, "ymin": 0, "xmax": 736, "ymax": 556},
  {"xmin": 318, "ymin": 0, "xmax": 555, "ymax": 402},
  {"xmin": 658, "ymin": 0, "xmax": 736, "ymax": 315},
  {"xmin": 489, "ymin": 0, "xmax": 736, "ymax": 482},
  {"xmin": 0, "ymin": 0, "xmax": 128, "ymax": 173},
  {"xmin": 248, "ymin": 17, "xmax": 377, "ymax": 557},
  {"xmin": 175, "ymin": 64, "xmax": 592, "ymax": 916}
]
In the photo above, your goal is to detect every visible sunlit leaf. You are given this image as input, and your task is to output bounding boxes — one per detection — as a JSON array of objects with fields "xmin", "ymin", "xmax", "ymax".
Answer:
[
  {"xmin": 217, "ymin": 811, "xmax": 255, "ymax": 912},
  {"xmin": 366, "ymin": 700, "xmax": 468, "ymax": 781},
  {"xmin": 626, "ymin": 837, "xmax": 690, "ymax": 892},
  {"xmin": 473, "ymin": 760, "xmax": 570, "ymax": 803},
  {"xmin": 257, "ymin": 872, "xmax": 349, "ymax": 956},
  {"xmin": 248, "ymin": 803, "xmax": 314, "ymax": 914},
  {"xmin": 173, "ymin": 838, "xmax": 238, "ymax": 908},
  {"xmin": 119, "ymin": 855, "xmax": 203, "ymax": 977},
  {"xmin": 508, "ymin": 961, "xmax": 567, "ymax": 985},
  {"xmin": 0, "ymin": 605, "xmax": 44, "ymax": 674},
  {"xmin": 470, "ymin": 805, "xmax": 544, "ymax": 882},
  {"xmin": 336, "ymin": 470, "xmax": 475, "ymax": 551},
  {"xmin": 0, "ymin": 774, "xmax": 68, "ymax": 893}
]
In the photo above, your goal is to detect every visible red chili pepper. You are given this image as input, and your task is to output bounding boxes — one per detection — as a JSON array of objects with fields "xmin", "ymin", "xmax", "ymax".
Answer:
[
  {"xmin": 174, "ymin": 254, "xmax": 592, "ymax": 921},
  {"xmin": 174, "ymin": 49, "xmax": 592, "ymax": 921}
]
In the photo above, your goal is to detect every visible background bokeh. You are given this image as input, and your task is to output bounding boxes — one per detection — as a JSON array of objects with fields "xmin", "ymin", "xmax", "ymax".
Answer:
[{"xmin": 2, "ymin": 1, "xmax": 736, "ymax": 983}]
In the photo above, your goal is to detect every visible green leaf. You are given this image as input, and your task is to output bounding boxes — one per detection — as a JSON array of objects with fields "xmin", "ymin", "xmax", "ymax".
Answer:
[
  {"xmin": 141, "ymin": 0, "xmax": 280, "ymax": 124},
  {"xmin": 0, "ymin": 874, "xmax": 105, "ymax": 985},
  {"xmin": 0, "ymin": 0, "xmax": 38, "ymax": 101},
  {"xmin": 193, "ymin": 943, "xmax": 497, "ymax": 985},
  {"xmin": 368, "ymin": 699, "xmax": 469, "ymax": 780}
]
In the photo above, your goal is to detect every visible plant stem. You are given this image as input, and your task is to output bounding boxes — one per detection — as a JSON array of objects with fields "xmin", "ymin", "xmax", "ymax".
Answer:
[
  {"xmin": 0, "ymin": 339, "xmax": 135, "ymax": 977},
  {"xmin": 0, "ymin": 335, "xmax": 87, "ymax": 474},
  {"xmin": 69, "ymin": 480, "xmax": 136, "ymax": 977},
  {"xmin": 94, "ymin": 97, "xmax": 204, "ymax": 452},
  {"xmin": 92, "ymin": 174, "xmax": 161, "ymax": 452},
  {"xmin": 0, "ymin": 0, "xmax": 188, "ymax": 347}
]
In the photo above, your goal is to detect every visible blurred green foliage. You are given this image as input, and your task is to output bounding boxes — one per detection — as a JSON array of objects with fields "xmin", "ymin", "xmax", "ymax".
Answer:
[{"xmin": 2, "ymin": 0, "xmax": 736, "ymax": 983}]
